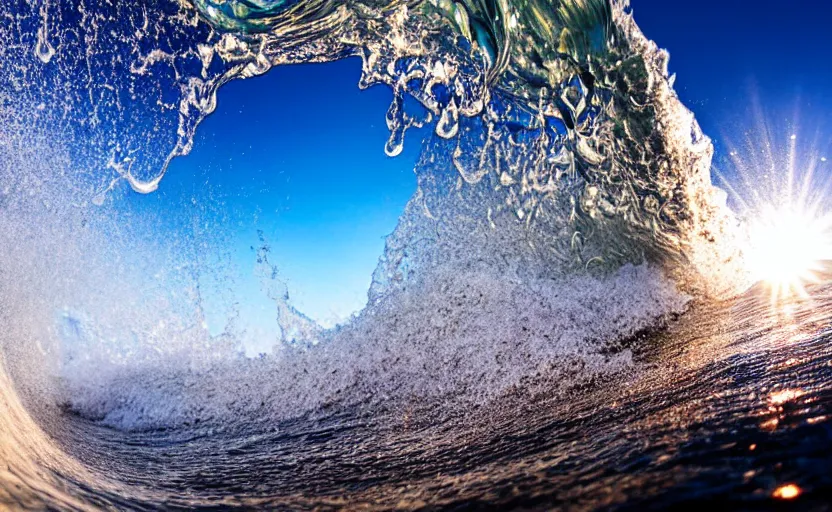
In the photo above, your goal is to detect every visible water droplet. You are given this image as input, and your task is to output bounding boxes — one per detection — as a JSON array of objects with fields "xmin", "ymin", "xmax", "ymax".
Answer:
[
  {"xmin": 35, "ymin": 36, "xmax": 55, "ymax": 64},
  {"xmin": 436, "ymin": 101, "xmax": 459, "ymax": 139}
]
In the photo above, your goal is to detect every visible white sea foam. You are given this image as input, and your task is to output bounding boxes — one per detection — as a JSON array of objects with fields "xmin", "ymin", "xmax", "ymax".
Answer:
[
  {"xmin": 0, "ymin": 138, "xmax": 691, "ymax": 433},
  {"xmin": 57, "ymin": 262, "xmax": 688, "ymax": 431}
]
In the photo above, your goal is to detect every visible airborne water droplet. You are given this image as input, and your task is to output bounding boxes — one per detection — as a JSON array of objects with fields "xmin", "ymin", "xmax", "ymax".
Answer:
[
  {"xmin": 436, "ymin": 100, "xmax": 459, "ymax": 139},
  {"xmin": 35, "ymin": 27, "xmax": 55, "ymax": 64}
]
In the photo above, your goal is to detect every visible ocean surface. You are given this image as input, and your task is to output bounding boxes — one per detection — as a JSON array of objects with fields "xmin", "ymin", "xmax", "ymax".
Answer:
[{"xmin": 1, "ymin": 0, "xmax": 830, "ymax": 510}]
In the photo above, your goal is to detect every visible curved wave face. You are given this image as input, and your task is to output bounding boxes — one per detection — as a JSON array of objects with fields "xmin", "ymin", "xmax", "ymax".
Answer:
[{"xmin": 3, "ymin": 0, "xmax": 832, "ymax": 509}]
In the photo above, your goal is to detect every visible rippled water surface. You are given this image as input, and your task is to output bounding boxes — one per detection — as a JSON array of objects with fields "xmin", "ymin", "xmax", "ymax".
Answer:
[{"xmin": 2, "ymin": 283, "xmax": 828, "ymax": 510}]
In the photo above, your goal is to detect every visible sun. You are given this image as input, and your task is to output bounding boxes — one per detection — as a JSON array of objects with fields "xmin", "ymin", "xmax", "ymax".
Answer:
[
  {"xmin": 743, "ymin": 203, "xmax": 832, "ymax": 299},
  {"xmin": 711, "ymin": 104, "xmax": 832, "ymax": 302}
]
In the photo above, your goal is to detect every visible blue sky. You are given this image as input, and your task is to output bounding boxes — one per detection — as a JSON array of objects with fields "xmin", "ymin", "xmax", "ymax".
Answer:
[
  {"xmin": 630, "ymin": 0, "xmax": 832, "ymax": 144},
  {"xmin": 125, "ymin": 0, "xmax": 831, "ymax": 341},
  {"xmin": 631, "ymin": 0, "xmax": 831, "ymax": 215},
  {"xmin": 144, "ymin": 59, "xmax": 428, "ymax": 334}
]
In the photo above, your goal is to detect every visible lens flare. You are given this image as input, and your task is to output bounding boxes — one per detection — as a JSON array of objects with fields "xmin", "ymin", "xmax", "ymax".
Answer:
[
  {"xmin": 743, "ymin": 204, "xmax": 832, "ymax": 298},
  {"xmin": 713, "ymin": 105, "xmax": 832, "ymax": 301}
]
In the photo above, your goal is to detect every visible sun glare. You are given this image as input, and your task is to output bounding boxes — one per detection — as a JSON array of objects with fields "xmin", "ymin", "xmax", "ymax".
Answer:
[
  {"xmin": 744, "ymin": 205, "xmax": 832, "ymax": 297},
  {"xmin": 741, "ymin": 202, "xmax": 832, "ymax": 300},
  {"xmin": 714, "ymin": 112, "xmax": 832, "ymax": 302}
]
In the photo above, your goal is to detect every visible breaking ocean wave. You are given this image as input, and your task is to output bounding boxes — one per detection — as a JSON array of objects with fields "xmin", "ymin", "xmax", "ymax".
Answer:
[{"xmin": 4, "ymin": 1, "xmax": 830, "ymax": 510}]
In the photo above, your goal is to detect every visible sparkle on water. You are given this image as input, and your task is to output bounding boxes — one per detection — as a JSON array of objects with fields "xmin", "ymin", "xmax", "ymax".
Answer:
[
  {"xmin": 768, "ymin": 388, "xmax": 806, "ymax": 406},
  {"xmin": 773, "ymin": 483, "xmax": 802, "ymax": 500}
]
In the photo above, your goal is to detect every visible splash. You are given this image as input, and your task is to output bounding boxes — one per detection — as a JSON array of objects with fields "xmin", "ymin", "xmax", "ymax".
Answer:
[
  {"xmin": 60, "ymin": 263, "xmax": 688, "ymax": 431},
  {"xmin": 0, "ymin": 0, "xmax": 757, "ymax": 506},
  {"xmin": 0, "ymin": 0, "xmax": 746, "ymax": 413},
  {"xmin": 183, "ymin": 1, "xmax": 747, "ymax": 301},
  {"xmin": 3, "ymin": 0, "xmax": 746, "ymax": 277}
]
